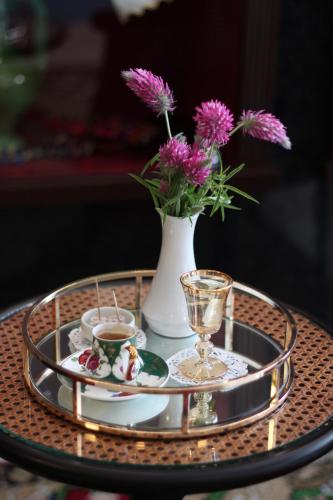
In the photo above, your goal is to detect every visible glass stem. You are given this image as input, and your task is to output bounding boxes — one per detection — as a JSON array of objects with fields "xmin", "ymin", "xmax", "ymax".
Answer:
[{"xmin": 196, "ymin": 334, "xmax": 212, "ymax": 366}]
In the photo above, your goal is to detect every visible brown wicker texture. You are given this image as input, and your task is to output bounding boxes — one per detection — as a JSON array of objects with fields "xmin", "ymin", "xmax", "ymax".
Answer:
[{"xmin": 0, "ymin": 286, "xmax": 332, "ymax": 465}]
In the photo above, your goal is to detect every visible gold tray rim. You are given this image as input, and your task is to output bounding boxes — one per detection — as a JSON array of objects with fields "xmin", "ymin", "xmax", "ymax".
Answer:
[{"xmin": 22, "ymin": 269, "xmax": 296, "ymax": 438}]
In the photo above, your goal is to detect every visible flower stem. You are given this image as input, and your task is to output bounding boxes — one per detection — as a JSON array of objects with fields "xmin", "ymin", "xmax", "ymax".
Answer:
[
  {"xmin": 209, "ymin": 143, "xmax": 215, "ymax": 158},
  {"xmin": 164, "ymin": 111, "xmax": 172, "ymax": 139},
  {"xmin": 229, "ymin": 122, "xmax": 244, "ymax": 137}
]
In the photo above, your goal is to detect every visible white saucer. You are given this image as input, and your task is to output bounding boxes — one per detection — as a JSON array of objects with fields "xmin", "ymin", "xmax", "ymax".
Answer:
[
  {"xmin": 58, "ymin": 385, "xmax": 169, "ymax": 426},
  {"xmin": 58, "ymin": 349, "xmax": 169, "ymax": 402},
  {"xmin": 167, "ymin": 347, "xmax": 248, "ymax": 386}
]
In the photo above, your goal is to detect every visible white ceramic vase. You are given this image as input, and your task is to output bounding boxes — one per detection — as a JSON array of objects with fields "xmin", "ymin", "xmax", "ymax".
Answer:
[{"xmin": 142, "ymin": 212, "xmax": 200, "ymax": 338}]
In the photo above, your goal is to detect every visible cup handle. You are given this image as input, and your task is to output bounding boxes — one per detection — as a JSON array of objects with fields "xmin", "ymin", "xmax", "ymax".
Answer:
[{"xmin": 111, "ymin": 345, "xmax": 144, "ymax": 381}]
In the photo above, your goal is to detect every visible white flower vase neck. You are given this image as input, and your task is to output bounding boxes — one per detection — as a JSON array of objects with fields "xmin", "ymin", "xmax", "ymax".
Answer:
[{"xmin": 142, "ymin": 212, "xmax": 200, "ymax": 338}]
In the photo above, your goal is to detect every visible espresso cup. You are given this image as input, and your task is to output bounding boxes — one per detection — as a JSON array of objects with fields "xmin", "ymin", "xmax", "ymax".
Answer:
[
  {"xmin": 81, "ymin": 306, "xmax": 135, "ymax": 341},
  {"xmin": 88, "ymin": 323, "xmax": 143, "ymax": 381}
]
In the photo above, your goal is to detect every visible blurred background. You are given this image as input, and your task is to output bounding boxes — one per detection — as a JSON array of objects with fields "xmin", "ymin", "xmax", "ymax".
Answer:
[{"xmin": 0, "ymin": 0, "xmax": 332, "ymax": 327}]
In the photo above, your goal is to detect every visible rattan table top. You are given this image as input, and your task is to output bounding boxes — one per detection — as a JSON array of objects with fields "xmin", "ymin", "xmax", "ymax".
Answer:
[{"xmin": 0, "ymin": 285, "xmax": 332, "ymax": 468}]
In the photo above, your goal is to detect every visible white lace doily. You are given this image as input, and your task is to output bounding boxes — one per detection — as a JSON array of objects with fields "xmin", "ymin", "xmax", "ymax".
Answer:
[
  {"xmin": 167, "ymin": 347, "xmax": 248, "ymax": 386},
  {"xmin": 68, "ymin": 327, "xmax": 146, "ymax": 352}
]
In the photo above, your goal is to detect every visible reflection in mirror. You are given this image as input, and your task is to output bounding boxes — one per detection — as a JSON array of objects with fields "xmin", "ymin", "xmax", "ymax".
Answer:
[{"xmin": 190, "ymin": 392, "xmax": 217, "ymax": 426}]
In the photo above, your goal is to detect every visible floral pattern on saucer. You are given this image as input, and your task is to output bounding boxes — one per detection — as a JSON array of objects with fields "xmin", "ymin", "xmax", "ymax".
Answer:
[
  {"xmin": 77, "ymin": 347, "xmax": 112, "ymax": 378},
  {"xmin": 167, "ymin": 347, "xmax": 248, "ymax": 386},
  {"xmin": 58, "ymin": 348, "xmax": 169, "ymax": 402}
]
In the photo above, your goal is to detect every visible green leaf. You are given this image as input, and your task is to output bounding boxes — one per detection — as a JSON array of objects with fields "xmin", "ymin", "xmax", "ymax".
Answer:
[
  {"xmin": 224, "ymin": 184, "xmax": 259, "ymax": 203},
  {"xmin": 223, "ymin": 163, "xmax": 245, "ymax": 182},
  {"xmin": 226, "ymin": 204, "xmax": 242, "ymax": 210},
  {"xmin": 220, "ymin": 204, "xmax": 225, "ymax": 221},
  {"xmin": 162, "ymin": 190, "xmax": 183, "ymax": 209},
  {"xmin": 130, "ymin": 173, "xmax": 164, "ymax": 209},
  {"xmin": 211, "ymin": 189, "xmax": 223, "ymax": 216},
  {"xmin": 176, "ymin": 196, "xmax": 181, "ymax": 217},
  {"xmin": 141, "ymin": 152, "xmax": 160, "ymax": 175},
  {"xmin": 214, "ymin": 147, "xmax": 223, "ymax": 171},
  {"xmin": 129, "ymin": 173, "xmax": 152, "ymax": 190},
  {"xmin": 144, "ymin": 179, "xmax": 162, "ymax": 188},
  {"xmin": 148, "ymin": 186, "xmax": 160, "ymax": 209}
]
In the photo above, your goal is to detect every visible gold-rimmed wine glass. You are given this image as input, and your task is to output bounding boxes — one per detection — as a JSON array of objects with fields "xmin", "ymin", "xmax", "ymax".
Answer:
[{"xmin": 180, "ymin": 269, "xmax": 233, "ymax": 381}]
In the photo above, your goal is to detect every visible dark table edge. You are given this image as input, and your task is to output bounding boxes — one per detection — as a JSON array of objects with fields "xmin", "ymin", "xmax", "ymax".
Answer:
[
  {"xmin": 0, "ymin": 421, "xmax": 332, "ymax": 495},
  {"xmin": 0, "ymin": 298, "xmax": 332, "ymax": 495}
]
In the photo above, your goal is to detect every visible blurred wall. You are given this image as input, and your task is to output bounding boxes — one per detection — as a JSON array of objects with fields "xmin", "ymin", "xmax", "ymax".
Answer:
[{"xmin": 0, "ymin": 0, "xmax": 332, "ymax": 326}]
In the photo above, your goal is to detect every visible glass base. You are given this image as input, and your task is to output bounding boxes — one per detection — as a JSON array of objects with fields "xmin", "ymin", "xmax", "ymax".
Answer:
[{"xmin": 179, "ymin": 355, "xmax": 227, "ymax": 381}]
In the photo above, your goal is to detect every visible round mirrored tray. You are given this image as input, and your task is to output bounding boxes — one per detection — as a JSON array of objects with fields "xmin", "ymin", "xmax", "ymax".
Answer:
[{"xmin": 23, "ymin": 270, "xmax": 297, "ymax": 438}]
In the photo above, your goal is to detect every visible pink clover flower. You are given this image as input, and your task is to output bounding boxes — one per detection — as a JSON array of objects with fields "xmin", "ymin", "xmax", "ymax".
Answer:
[
  {"xmin": 122, "ymin": 68, "xmax": 175, "ymax": 115},
  {"xmin": 240, "ymin": 110, "xmax": 291, "ymax": 149},
  {"xmin": 183, "ymin": 146, "xmax": 211, "ymax": 186},
  {"xmin": 193, "ymin": 100, "xmax": 234, "ymax": 147},
  {"xmin": 159, "ymin": 138, "xmax": 191, "ymax": 168}
]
